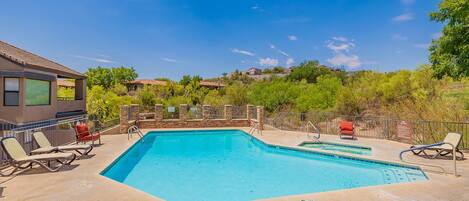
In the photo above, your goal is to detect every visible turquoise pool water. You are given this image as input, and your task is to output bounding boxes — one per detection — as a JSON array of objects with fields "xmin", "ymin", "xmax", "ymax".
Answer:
[
  {"xmin": 299, "ymin": 141, "xmax": 372, "ymax": 155},
  {"xmin": 102, "ymin": 130, "xmax": 427, "ymax": 201}
]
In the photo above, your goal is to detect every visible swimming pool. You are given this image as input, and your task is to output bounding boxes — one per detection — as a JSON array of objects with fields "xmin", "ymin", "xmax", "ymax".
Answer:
[
  {"xmin": 102, "ymin": 130, "xmax": 427, "ymax": 201},
  {"xmin": 299, "ymin": 141, "xmax": 372, "ymax": 155}
]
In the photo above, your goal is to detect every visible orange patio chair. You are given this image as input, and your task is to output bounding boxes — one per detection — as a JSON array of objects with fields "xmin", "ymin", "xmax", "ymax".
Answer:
[
  {"xmin": 74, "ymin": 122, "xmax": 101, "ymax": 145},
  {"xmin": 339, "ymin": 120, "xmax": 355, "ymax": 139}
]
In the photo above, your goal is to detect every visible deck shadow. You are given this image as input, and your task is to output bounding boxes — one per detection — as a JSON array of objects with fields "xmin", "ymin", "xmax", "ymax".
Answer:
[{"xmin": 18, "ymin": 164, "xmax": 79, "ymax": 175}]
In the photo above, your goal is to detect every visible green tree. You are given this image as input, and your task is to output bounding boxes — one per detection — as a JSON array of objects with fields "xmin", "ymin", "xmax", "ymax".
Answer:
[
  {"xmin": 225, "ymin": 82, "xmax": 249, "ymax": 106},
  {"xmin": 111, "ymin": 67, "xmax": 138, "ymax": 85},
  {"xmin": 85, "ymin": 66, "xmax": 137, "ymax": 89},
  {"xmin": 180, "ymin": 75, "xmax": 192, "ymax": 86},
  {"xmin": 248, "ymin": 79, "xmax": 301, "ymax": 112},
  {"xmin": 136, "ymin": 85, "xmax": 157, "ymax": 110},
  {"xmin": 287, "ymin": 60, "xmax": 343, "ymax": 83},
  {"xmin": 295, "ymin": 75, "xmax": 342, "ymax": 112},
  {"xmin": 85, "ymin": 67, "xmax": 113, "ymax": 88},
  {"xmin": 203, "ymin": 90, "xmax": 225, "ymax": 105},
  {"xmin": 429, "ymin": 0, "xmax": 469, "ymax": 79}
]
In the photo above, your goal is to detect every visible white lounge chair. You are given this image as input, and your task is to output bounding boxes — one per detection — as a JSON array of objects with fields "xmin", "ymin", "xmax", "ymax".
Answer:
[
  {"xmin": 31, "ymin": 132, "xmax": 93, "ymax": 156},
  {"xmin": 0, "ymin": 137, "xmax": 76, "ymax": 176},
  {"xmin": 410, "ymin": 132, "xmax": 464, "ymax": 159}
]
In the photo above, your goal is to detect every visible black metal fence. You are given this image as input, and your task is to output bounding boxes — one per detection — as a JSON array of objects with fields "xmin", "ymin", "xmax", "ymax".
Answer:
[
  {"xmin": 232, "ymin": 105, "xmax": 247, "ymax": 119},
  {"xmin": 267, "ymin": 112, "xmax": 469, "ymax": 150}
]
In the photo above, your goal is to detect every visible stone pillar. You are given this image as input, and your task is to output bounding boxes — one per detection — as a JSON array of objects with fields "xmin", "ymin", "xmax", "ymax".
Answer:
[
  {"xmin": 179, "ymin": 104, "xmax": 188, "ymax": 121},
  {"xmin": 224, "ymin": 105, "xmax": 233, "ymax": 121},
  {"xmin": 120, "ymin": 105, "xmax": 129, "ymax": 133},
  {"xmin": 203, "ymin": 105, "xmax": 211, "ymax": 120},
  {"xmin": 246, "ymin": 104, "xmax": 254, "ymax": 120},
  {"xmin": 154, "ymin": 104, "xmax": 163, "ymax": 121},
  {"xmin": 257, "ymin": 106, "xmax": 265, "ymax": 130},
  {"xmin": 130, "ymin": 104, "xmax": 140, "ymax": 121}
]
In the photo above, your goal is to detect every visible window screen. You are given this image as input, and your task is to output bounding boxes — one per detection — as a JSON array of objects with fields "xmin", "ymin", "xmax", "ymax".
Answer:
[
  {"xmin": 4, "ymin": 78, "xmax": 19, "ymax": 106},
  {"xmin": 25, "ymin": 79, "xmax": 50, "ymax": 105}
]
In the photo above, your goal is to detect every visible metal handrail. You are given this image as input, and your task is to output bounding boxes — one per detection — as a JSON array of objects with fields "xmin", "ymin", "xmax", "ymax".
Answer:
[
  {"xmin": 399, "ymin": 142, "xmax": 458, "ymax": 177},
  {"xmin": 127, "ymin": 125, "xmax": 144, "ymax": 142},
  {"xmin": 249, "ymin": 120, "xmax": 262, "ymax": 135},
  {"xmin": 306, "ymin": 121, "xmax": 320, "ymax": 140}
]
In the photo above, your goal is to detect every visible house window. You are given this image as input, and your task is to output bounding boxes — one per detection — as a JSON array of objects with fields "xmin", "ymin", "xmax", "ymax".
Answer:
[
  {"xmin": 4, "ymin": 77, "xmax": 20, "ymax": 106},
  {"xmin": 25, "ymin": 79, "xmax": 50, "ymax": 106}
]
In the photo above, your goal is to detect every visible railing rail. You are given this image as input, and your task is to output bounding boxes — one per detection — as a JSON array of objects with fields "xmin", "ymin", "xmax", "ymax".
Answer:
[
  {"xmin": 127, "ymin": 123, "xmax": 144, "ymax": 142},
  {"xmin": 249, "ymin": 120, "xmax": 262, "ymax": 135},
  {"xmin": 266, "ymin": 112, "xmax": 469, "ymax": 149},
  {"xmin": 306, "ymin": 121, "xmax": 320, "ymax": 140},
  {"xmin": 399, "ymin": 142, "xmax": 458, "ymax": 176}
]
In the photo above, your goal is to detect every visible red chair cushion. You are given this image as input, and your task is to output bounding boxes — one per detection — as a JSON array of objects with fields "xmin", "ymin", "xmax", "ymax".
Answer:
[
  {"xmin": 79, "ymin": 133, "xmax": 100, "ymax": 141},
  {"xmin": 340, "ymin": 130, "xmax": 354, "ymax": 135},
  {"xmin": 76, "ymin": 124, "xmax": 90, "ymax": 137},
  {"xmin": 340, "ymin": 121, "xmax": 354, "ymax": 131}
]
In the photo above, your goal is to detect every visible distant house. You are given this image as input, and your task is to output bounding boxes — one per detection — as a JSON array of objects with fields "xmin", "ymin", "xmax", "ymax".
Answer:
[
  {"xmin": 246, "ymin": 67, "xmax": 261, "ymax": 75},
  {"xmin": 57, "ymin": 79, "xmax": 75, "ymax": 89},
  {"xmin": 0, "ymin": 40, "xmax": 87, "ymax": 126},
  {"xmin": 125, "ymin": 79, "xmax": 225, "ymax": 95},
  {"xmin": 125, "ymin": 79, "xmax": 168, "ymax": 92}
]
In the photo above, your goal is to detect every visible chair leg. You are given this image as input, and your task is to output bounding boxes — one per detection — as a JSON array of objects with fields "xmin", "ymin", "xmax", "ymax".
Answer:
[{"xmin": 432, "ymin": 149, "xmax": 444, "ymax": 159}]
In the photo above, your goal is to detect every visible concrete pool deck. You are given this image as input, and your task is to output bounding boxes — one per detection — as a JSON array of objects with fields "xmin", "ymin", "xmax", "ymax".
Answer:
[{"xmin": 1, "ymin": 127, "xmax": 469, "ymax": 201}]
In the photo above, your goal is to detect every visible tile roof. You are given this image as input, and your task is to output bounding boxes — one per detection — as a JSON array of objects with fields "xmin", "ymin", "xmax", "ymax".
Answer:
[
  {"xmin": 57, "ymin": 79, "xmax": 75, "ymax": 87},
  {"xmin": 0, "ymin": 40, "xmax": 85, "ymax": 78},
  {"xmin": 126, "ymin": 79, "xmax": 168, "ymax": 86}
]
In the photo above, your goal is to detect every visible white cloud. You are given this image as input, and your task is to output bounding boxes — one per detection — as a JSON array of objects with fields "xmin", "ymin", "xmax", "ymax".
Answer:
[
  {"xmin": 258, "ymin": 58, "xmax": 279, "ymax": 66},
  {"xmin": 332, "ymin": 36, "xmax": 348, "ymax": 42},
  {"xmin": 286, "ymin": 58, "xmax": 295, "ymax": 66},
  {"xmin": 392, "ymin": 13, "xmax": 414, "ymax": 22},
  {"xmin": 270, "ymin": 44, "xmax": 290, "ymax": 57},
  {"xmin": 326, "ymin": 37, "xmax": 355, "ymax": 53},
  {"xmin": 326, "ymin": 37, "xmax": 362, "ymax": 68},
  {"xmin": 162, "ymin": 58, "xmax": 180, "ymax": 63},
  {"xmin": 288, "ymin": 35, "xmax": 298, "ymax": 41},
  {"xmin": 432, "ymin": 32, "xmax": 442, "ymax": 39},
  {"xmin": 251, "ymin": 5, "xmax": 263, "ymax": 11},
  {"xmin": 392, "ymin": 33, "xmax": 408, "ymax": 41},
  {"xmin": 71, "ymin": 55, "xmax": 114, "ymax": 63},
  {"xmin": 413, "ymin": 43, "xmax": 430, "ymax": 49},
  {"xmin": 327, "ymin": 53, "xmax": 361, "ymax": 68},
  {"xmin": 231, "ymin": 48, "xmax": 255, "ymax": 56},
  {"xmin": 401, "ymin": 0, "xmax": 415, "ymax": 5}
]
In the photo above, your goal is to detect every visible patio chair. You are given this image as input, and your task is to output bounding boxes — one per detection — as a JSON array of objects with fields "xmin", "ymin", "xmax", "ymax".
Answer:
[
  {"xmin": 74, "ymin": 122, "xmax": 101, "ymax": 145},
  {"xmin": 31, "ymin": 132, "xmax": 93, "ymax": 156},
  {"xmin": 410, "ymin": 132, "xmax": 464, "ymax": 160},
  {"xmin": 339, "ymin": 120, "xmax": 355, "ymax": 139},
  {"xmin": 0, "ymin": 137, "xmax": 76, "ymax": 176}
]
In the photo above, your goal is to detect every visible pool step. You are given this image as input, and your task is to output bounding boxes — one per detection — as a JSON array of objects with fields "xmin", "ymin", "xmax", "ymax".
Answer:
[{"xmin": 382, "ymin": 168, "xmax": 425, "ymax": 184}]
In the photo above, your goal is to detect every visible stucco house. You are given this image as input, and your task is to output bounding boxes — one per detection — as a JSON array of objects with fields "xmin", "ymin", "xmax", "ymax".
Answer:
[{"xmin": 0, "ymin": 41, "xmax": 86, "ymax": 128}]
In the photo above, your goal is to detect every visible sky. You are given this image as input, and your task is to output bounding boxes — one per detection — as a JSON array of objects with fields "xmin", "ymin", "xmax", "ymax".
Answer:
[{"xmin": 0, "ymin": 0, "xmax": 443, "ymax": 80}]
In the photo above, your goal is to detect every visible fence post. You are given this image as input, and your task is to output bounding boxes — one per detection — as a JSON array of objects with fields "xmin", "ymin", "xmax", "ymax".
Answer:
[
  {"xmin": 120, "ymin": 105, "xmax": 129, "ymax": 133},
  {"xmin": 257, "ymin": 106, "xmax": 264, "ymax": 130},
  {"xmin": 224, "ymin": 105, "xmax": 233, "ymax": 121},
  {"xmin": 129, "ymin": 104, "xmax": 140, "ymax": 121},
  {"xmin": 203, "ymin": 105, "xmax": 211, "ymax": 120},
  {"xmin": 180, "ymin": 104, "xmax": 188, "ymax": 121},
  {"xmin": 247, "ymin": 105, "xmax": 254, "ymax": 120},
  {"xmin": 155, "ymin": 104, "xmax": 163, "ymax": 121}
]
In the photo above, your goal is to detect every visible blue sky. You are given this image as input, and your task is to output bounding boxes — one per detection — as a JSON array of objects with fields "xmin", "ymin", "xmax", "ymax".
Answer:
[{"xmin": 0, "ymin": 0, "xmax": 443, "ymax": 80}]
